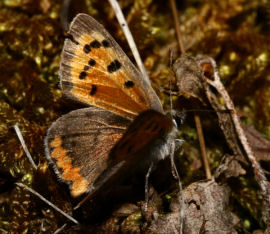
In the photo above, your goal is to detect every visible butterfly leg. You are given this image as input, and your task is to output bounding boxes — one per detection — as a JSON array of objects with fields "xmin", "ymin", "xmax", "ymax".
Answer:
[
  {"xmin": 170, "ymin": 139, "xmax": 185, "ymax": 234},
  {"xmin": 175, "ymin": 139, "xmax": 184, "ymax": 151},
  {"xmin": 144, "ymin": 162, "xmax": 154, "ymax": 212}
]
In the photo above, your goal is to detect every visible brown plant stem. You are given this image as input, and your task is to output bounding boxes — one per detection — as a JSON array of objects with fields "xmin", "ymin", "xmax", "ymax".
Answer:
[
  {"xmin": 194, "ymin": 114, "xmax": 211, "ymax": 179},
  {"xmin": 169, "ymin": 0, "xmax": 211, "ymax": 179}
]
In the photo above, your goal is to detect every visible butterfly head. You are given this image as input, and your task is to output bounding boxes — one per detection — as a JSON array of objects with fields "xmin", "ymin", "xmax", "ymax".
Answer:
[{"xmin": 166, "ymin": 109, "xmax": 186, "ymax": 130}]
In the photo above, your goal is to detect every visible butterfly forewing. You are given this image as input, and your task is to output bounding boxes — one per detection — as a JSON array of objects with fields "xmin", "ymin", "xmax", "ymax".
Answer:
[
  {"xmin": 60, "ymin": 13, "xmax": 163, "ymax": 119},
  {"xmin": 45, "ymin": 106, "xmax": 131, "ymax": 197}
]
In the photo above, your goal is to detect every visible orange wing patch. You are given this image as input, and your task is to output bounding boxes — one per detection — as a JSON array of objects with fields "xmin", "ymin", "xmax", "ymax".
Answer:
[
  {"xmin": 62, "ymin": 33, "xmax": 148, "ymax": 119},
  {"xmin": 70, "ymin": 33, "xmax": 146, "ymax": 118},
  {"xmin": 60, "ymin": 14, "xmax": 163, "ymax": 120},
  {"xmin": 49, "ymin": 136, "xmax": 88, "ymax": 197}
]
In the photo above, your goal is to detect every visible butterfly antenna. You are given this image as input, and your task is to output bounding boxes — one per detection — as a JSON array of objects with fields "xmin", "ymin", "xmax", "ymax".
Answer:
[
  {"xmin": 169, "ymin": 48, "xmax": 174, "ymax": 118},
  {"xmin": 54, "ymin": 223, "xmax": 68, "ymax": 234}
]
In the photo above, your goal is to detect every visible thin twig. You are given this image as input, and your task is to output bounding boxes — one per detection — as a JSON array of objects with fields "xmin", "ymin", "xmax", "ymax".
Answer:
[
  {"xmin": 40, "ymin": 219, "xmax": 46, "ymax": 232},
  {"xmin": 13, "ymin": 124, "xmax": 38, "ymax": 170},
  {"xmin": 169, "ymin": 0, "xmax": 185, "ymax": 53},
  {"xmin": 16, "ymin": 183, "xmax": 79, "ymax": 225},
  {"xmin": 108, "ymin": 0, "xmax": 151, "ymax": 85},
  {"xmin": 53, "ymin": 223, "xmax": 67, "ymax": 234},
  {"xmin": 169, "ymin": 48, "xmax": 174, "ymax": 118},
  {"xmin": 0, "ymin": 228, "xmax": 8, "ymax": 234},
  {"xmin": 194, "ymin": 115, "xmax": 211, "ymax": 179},
  {"xmin": 169, "ymin": 0, "xmax": 211, "ymax": 179}
]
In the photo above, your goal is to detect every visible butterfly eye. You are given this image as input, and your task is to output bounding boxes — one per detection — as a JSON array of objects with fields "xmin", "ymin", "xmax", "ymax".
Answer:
[
  {"xmin": 174, "ymin": 112, "xmax": 186, "ymax": 127},
  {"xmin": 166, "ymin": 110, "xmax": 186, "ymax": 128},
  {"xmin": 200, "ymin": 63, "xmax": 214, "ymax": 80}
]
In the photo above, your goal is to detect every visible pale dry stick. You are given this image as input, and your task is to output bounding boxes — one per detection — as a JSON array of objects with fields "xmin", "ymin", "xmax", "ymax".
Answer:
[
  {"xmin": 0, "ymin": 228, "xmax": 8, "ymax": 234},
  {"xmin": 16, "ymin": 183, "xmax": 79, "ymax": 225},
  {"xmin": 13, "ymin": 124, "xmax": 38, "ymax": 170},
  {"xmin": 53, "ymin": 223, "xmax": 68, "ymax": 234},
  {"xmin": 204, "ymin": 57, "xmax": 270, "ymax": 210},
  {"xmin": 107, "ymin": 0, "xmax": 151, "ymax": 86},
  {"xmin": 169, "ymin": 0, "xmax": 212, "ymax": 179},
  {"xmin": 40, "ymin": 219, "xmax": 46, "ymax": 232}
]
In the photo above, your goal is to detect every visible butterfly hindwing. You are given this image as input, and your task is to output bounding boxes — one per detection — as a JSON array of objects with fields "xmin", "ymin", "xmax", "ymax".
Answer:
[
  {"xmin": 85, "ymin": 110, "xmax": 177, "ymax": 198},
  {"xmin": 60, "ymin": 13, "xmax": 163, "ymax": 119},
  {"xmin": 45, "ymin": 106, "xmax": 131, "ymax": 197}
]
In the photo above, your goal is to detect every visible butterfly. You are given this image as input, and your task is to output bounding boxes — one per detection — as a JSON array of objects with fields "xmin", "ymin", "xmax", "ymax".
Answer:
[{"xmin": 44, "ymin": 13, "xmax": 183, "ymax": 202}]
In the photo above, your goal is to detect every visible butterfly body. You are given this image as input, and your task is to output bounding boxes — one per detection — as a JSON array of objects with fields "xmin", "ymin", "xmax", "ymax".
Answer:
[{"xmin": 45, "ymin": 14, "xmax": 182, "ymax": 200}]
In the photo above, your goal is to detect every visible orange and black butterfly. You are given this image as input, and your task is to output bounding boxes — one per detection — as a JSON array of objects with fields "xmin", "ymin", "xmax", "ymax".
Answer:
[{"xmin": 45, "ymin": 14, "xmax": 183, "ymax": 199}]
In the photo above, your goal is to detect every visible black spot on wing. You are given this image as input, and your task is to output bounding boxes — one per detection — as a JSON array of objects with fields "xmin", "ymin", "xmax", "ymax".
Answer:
[
  {"xmin": 102, "ymin": 40, "xmax": 110, "ymax": 47},
  {"xmin": 124, "ymin": 80, "xmax": 134, "ymax": 88},
  {"xmin": 84, "ymin": 65, "xmax": 89, "ymax": 71},
  {"xmin": 90, "ymin": 40, "xmax": 101, "ymax": 48},
  {"xmin": 83, "ymin": 44, "xmax": 91, "ymax": 53},
  {"xmin": 79, "ymin": 71, "xmax": 87, "ymax": 79},
  {"xmin": 90, "ymin": 85, "xmax": 97, "ymax": 96},
  {"xmin": 107, "ymin": 60, "xmax": 121, "ymax": 73},
  {"xmin": 88, "ymin": 59, "xmax": 96, "ymax": 66}
]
